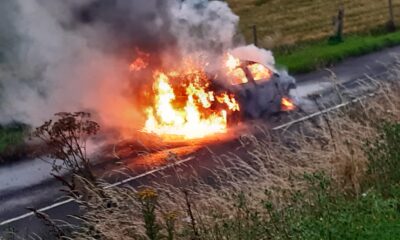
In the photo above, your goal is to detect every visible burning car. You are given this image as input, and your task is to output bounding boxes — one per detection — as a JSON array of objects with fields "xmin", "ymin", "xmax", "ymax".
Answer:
[
  {"xmin": 134, "ymin": 50, "xmax": 296, "ymax": 140},
  {"xmin": 223, "ymin": 55, "xmax": 296, "ymax": 120}
]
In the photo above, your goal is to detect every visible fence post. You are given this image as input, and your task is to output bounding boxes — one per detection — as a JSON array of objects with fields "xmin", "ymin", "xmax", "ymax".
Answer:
[
  {"xmin": 331, "ymin": 7, "xmax": 345, "ymax": 43},
  {"xmin": 338, "ymin": 7, "xmax": 344, "ymax": 40},
  {"xmin": 252, "ymin": 25, "xmax": 258, "ymax": 47},
  {"xmin": 387, "ymin": 0, "xmax": 396, "ymax": 31}
]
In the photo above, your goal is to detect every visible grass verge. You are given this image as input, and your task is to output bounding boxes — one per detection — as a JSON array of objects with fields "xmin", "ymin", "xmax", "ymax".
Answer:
[
  {"xmin": 276, "ymin": 30, "xmax": 400, "ymax": 73},
  {"xmin": 0, "ymin": 125, "xmax": 25, "ymax": 161}
]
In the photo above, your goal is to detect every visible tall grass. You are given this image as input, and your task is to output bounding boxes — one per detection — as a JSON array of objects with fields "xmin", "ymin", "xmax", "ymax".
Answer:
[
  {"xmin": 5, "ymin": 76, "xmax": 398, "ymax": 239},
  {"xmin": 54, "ymin": 78, "xmax": 400, "ymax": 240}
]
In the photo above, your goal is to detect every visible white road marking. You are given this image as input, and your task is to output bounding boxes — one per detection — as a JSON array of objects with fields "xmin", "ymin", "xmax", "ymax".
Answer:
[
  {"xmin": 0, "ymin": 157, "xmax": 195, "ymax": 226},
  {"xmin": 0, "ymin": 92, "xmax": 376, "ymax": 227},
  {"xmin": 273, "ymin": 93, "xmax": 375, "ymax": 131}
]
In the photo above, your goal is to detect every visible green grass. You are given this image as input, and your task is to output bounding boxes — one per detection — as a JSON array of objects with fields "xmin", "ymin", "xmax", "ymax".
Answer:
[
  {"xmin": 282, "ymin": 122, "xmax": 400, "ymax": 239},
  {"xmin": 207, "ymin": 122, "xmax": 400, "ymax": 239},
  {"xmin": 365, "ymin": 122, "xmax": 400, "ymax": 196},
  {"xmin": 211, "ymin": 174, "xmax": 400, "ymax": 240},
  {"xmin": 276, "ymin": 30, "xmax": 400, "ymax": 73},
  {"xmin": 126, "ymin": 122, "xmax": 400, "ymax": 240},
  {"xmin": 275, "ymin": 176, "xmax": 400, "ymax": 240},
  {"xmin": 0, "ymin": 126, "xmax": 25, "ymax": 154}
]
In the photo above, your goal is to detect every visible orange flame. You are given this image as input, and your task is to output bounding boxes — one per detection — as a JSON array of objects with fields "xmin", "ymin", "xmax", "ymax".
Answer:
[
  {"xmin": 143, "ymin": 64, "xmax": 240, "ymax": 140},
  {"xmin": 226, "ymin": 53, "xmax": 241, "ymax": 70},
  {"xmin": 216, "ymin": 93, "xmax": 240, "ymax": 111},
  {"xmin": 247, "ymin": 63, "xmax": 272, "ymax": 81},
  {"xmin": 225, "ymin": 53, "xmax": 247, "ymax": 85},
  {"xmin": 225, "ymin": 53, "xmax": 272, "ymax": 85},
  {"xmin": 281, "ymin": 97, "xmax": 295, "ymax": 111},
  {"xmin": 130, "ymin": 49, "xmax": 150, "ymax": 72},
  {"xmin": 130, "ymin": 57, "xmax": 148, "ymax": 71}
]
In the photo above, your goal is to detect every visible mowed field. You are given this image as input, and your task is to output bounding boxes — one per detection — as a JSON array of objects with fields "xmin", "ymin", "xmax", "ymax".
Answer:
[{"xmin": 226, "ymin": 0, "xmax": 400, "ymax": 48}]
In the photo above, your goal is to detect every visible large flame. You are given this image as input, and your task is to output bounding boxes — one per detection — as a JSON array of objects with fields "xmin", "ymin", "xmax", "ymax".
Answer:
[
  {"xmin": 132, "ymin": 52, "xmax": 293, "ymax": 140},
  {"xmin": 143, "ymin": 63, "xmax": 240, "ymax": 140}
]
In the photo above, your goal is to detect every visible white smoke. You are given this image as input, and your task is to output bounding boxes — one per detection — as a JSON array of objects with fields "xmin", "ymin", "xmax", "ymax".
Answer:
[
  {"xmin": 0, "ymin": 0, "xmax": 280, "ymax": 131},
  {"xmin": 170, "ymin": 0, "xmax": 239, "ymax": 55},
  {"xmin": 230, "ymin": 44, "xmax": 276, "ymax": 71},
  {"xmin": 0, "ymin": 0, "xmax": 133, "ymax": 128}
]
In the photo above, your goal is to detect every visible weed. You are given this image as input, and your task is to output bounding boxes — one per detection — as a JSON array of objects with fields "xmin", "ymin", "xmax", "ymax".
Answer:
[
  {"xmin": 365, "ymin": 122, "xmax": 400, "ymax": 196},
  {"xmin": 137, "ymin": 188, "xmax": 160, "ymax": 240},
  {"xmin": 31, "ymin": 112, "xmax": 99, "ymax": 183}
]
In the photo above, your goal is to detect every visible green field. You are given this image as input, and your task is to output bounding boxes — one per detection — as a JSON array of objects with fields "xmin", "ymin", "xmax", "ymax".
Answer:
[{"xmin": 276, "ymin": 31, "xmax": 400, "ymax": 73}]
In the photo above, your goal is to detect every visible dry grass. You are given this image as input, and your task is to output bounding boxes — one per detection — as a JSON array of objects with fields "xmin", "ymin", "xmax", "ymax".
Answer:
[
  {"xmin": 63, "ymin": 78, "xmax": 400, "ymax": 239},
  {"xmin": 226, "ymin": 0, "xmax": 400, "ymax": 47}
]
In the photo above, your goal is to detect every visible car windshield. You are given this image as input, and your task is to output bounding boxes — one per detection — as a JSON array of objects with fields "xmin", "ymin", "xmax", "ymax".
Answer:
[
  {"xmin": 247, "ymin": 63, "xmax": 273, "ymax": 81},
  {"xmin": 227, "ymin": 62, "xmax": 273, "ymax": 85},
  {"xmin": 230, "ymin": 68, "xmax": 248, "ymax": 85}
]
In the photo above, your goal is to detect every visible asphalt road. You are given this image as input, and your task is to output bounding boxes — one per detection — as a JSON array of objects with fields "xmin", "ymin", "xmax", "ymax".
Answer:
[{"xmin": 1, "ymin": 45, "xmax": 400, "ymax": 237}]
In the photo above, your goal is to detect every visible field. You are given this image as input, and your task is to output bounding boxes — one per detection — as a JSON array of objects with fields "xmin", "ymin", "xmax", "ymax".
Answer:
[
  {"xmin": 225, "ymin": 0, "xmax": 400, "ymax": 73},
  {"xmin": 227, "ymin": 0, "xmax": 400, "ymax": 48}
]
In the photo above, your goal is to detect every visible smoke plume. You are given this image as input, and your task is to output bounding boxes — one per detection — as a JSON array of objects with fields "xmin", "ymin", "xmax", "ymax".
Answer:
[{"xmin": 0, "ymin": 0, "xmax": 276, "ymax": 131}]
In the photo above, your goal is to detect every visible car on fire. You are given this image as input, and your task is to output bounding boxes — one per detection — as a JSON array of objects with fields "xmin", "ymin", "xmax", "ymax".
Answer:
[
  {"xmin": 137, "ymin": 51, "xmax": 297, "ymax": 139},
  {"xmin": 220, "ymin": 59, "xmax": 296, "ymax": 120}
]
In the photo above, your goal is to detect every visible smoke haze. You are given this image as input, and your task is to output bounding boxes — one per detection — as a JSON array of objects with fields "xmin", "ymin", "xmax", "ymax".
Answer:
[{"xmin": 0, "ymin": 0, "xmax": 276, "ymax": 131}]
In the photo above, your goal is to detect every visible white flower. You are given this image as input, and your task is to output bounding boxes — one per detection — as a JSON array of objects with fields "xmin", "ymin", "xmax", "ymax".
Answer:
[{"xmin": 362, "ymin": 192, "xmax": 367, "ymax": 197}]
